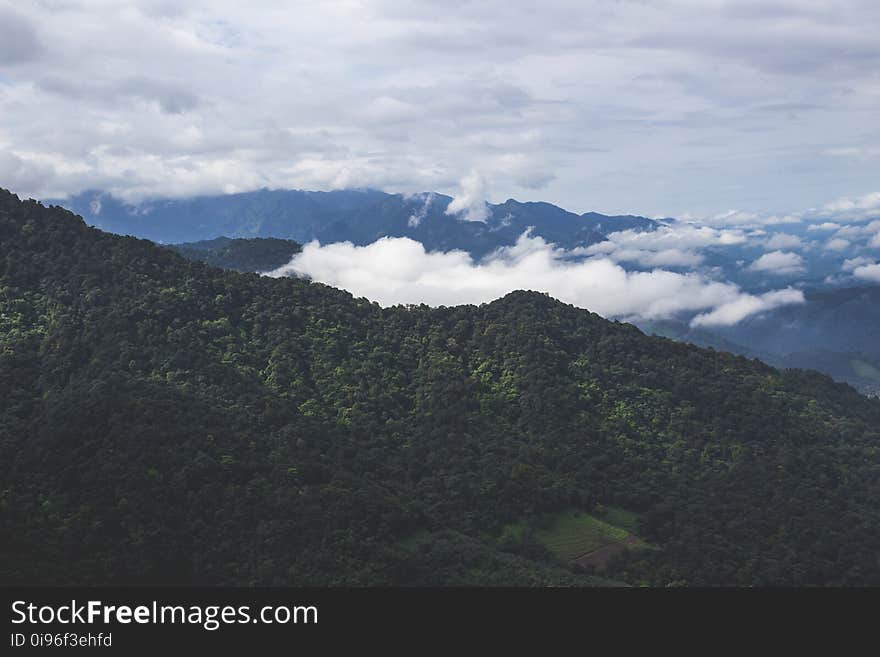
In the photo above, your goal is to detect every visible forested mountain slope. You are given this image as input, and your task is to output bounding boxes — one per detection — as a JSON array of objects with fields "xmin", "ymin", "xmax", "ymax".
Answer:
[
  {"xmin": 640, "ymin": 313, "xmax": 880, "ymax": 398},
  {"xmin": 2, "ymin": 189, "xmax": 880, "ymax": 586},
  {"xmin": 166, "ymin": 235, "xmax": 880, "ymax": 397},
  {"xmin": 168, "ymin": 236, "xmax": 302, "ymax": 273}
]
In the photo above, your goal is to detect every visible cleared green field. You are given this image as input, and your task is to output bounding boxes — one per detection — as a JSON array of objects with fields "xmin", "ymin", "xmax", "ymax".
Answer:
[
  {"xmin": 601, "ymin": 507, "xmax": 640, "ymax": 535},
  {"xmin": 533, "ymin": 508, "xmax": 638, "ymax": 562}
]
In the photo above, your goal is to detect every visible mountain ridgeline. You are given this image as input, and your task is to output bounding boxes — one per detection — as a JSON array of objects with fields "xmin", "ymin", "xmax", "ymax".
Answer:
[
  {"xmin": 56, "ymin": 188, "xmax": 658, "ymax": 256},
  {"xmin": 166, "ymin": 234, "xmax": 880, "ymax": 397},
  {"xmin": 2, "ymin": 189, "xmax": 880, "ymax": 586},
  {"xmin": 60, "ymin": 188, "xmax": 880, "ymax": 397}
]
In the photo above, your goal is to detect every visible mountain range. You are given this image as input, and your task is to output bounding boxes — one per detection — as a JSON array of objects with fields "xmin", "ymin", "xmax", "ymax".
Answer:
[
  {"xmin": 3, "ymin": 188, "xmax": 880, "ymax": 586},
  {"xmin": 56, "ymin": 188, "xmax": 658, "ymax": 256}
]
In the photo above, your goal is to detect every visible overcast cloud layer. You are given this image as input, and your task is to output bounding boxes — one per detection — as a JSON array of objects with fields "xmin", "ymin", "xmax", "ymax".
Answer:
[{"xmin": 1, "ymin": 0, "xmax": 880, "ymax": 219}]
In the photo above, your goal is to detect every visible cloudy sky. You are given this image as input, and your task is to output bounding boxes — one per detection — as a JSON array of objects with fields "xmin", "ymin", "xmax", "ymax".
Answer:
[{"xmin": 2, "ymin": 0, "xmax": 880, "ymax": 221}]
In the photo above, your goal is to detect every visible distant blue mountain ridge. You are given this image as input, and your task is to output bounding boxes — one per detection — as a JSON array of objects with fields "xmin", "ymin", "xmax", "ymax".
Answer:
[{"xmin": 50, "ymin": 188, "xmax": 659, "ymax": 257}]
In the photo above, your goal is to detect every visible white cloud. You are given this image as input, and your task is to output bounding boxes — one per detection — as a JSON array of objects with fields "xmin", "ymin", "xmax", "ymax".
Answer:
[
  {"xmin": 821, "ymin": 191, "xmax": 880, "ymax": 220},
  {"xmin": 842, "ymin": 256, "xmax": 874, "ymax": 272},
  {"xmin": 748, "ymin": 250, "xmax": 805, "ymax": 275},
  {"xmin": 697, "ymin": 210, "xmax": 758, "ymax": 227},
  {"xmin": 406, "ymin": 191, "xmax": 435, "ymax": 227},
  {"xmin": 609, "ymin": 248, "xmax": 704, "ymax": 268},
  {"xmin": 691, "ymin": 288, "xmax": 805, "ymax": 328},
  {"xmin": 359, "ymin": 96, "xmax": 420, "ymax": 125},
  {"xmin": 266, "ymin": 232, "xmax": 803, "ymax": 325},
  {"xmin": 829, "ymin": 220, "xmax": 880, "ymax": 247},
  {"xmin": 692, "ymin": 210, "xmax": 801, "ymax": 228},
  {"xmin": 765, "ymin": 232, "xmax": 803, "ymax": 250},
  {"xmin": 825, "ymin": 237, "xmax": 851, "ymax": 252},
  {"xmin": 445, "ymin": 171, "xmax": 490, "ymax": 223},
  {"xmin": 582, "ymin": 223, "xmax": 746, "ymax": 268},
  {"xmin": 861, "ymin": 220, "xmax": 880, "ymax": 249},
  {"xmin": 807, "ymin": 222, "xmax": 842, "ymax": 232},
  {"xmin": 853, "ymin": 263, "xmax": 880, "ymax": 282}
]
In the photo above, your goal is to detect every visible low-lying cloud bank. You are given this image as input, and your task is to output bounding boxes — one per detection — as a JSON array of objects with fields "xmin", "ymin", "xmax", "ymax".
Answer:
[
  {"xmin": 266, "ymin": 233, "xmax": 803, "ymax": 327},
  {"xmin": 748, "ymin": 250, "xmax": 806, "ymax": 275},
  {"xmin": 580, "ymin": 223, "xmax": 746, "ymax": 268},
  {"xmin": 821, "ymin": 192, "xmax": 880, "ymax": 221}
]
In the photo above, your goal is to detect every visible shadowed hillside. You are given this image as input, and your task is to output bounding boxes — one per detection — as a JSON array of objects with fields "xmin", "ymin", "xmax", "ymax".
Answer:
[
  {"xmin": 168, "ymin": 236, "xmax": 302, "ymax": 273},
  {"xmin": 2, "ymin": 189, "xmax": 880, "ymax": 586}
]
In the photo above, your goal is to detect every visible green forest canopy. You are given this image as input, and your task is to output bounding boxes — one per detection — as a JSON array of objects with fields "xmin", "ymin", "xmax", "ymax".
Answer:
[{"xmin": 1, "ymin": 189, "xmax": 879, "ymax": 586}]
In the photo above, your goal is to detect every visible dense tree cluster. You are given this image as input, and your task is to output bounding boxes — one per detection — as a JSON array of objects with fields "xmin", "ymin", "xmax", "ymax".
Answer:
[
  {"xmin": 2, "ymin": 189, "xmax": 879, "ymax": 586},
  {"xmin": 168, "ymin": 236, "xmax": 301, "ymax": 273}
]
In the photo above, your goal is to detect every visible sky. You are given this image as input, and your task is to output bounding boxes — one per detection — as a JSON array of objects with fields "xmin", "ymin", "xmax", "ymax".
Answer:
[
  {"xmin": 2, "ymin": 0, "xmax": 880, "ymax": 221},
  {"xmin": 2, "ymin": 0, "xmax": 879, "ymax": 325}
]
